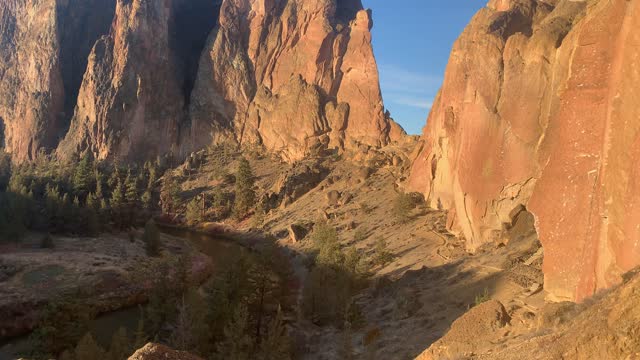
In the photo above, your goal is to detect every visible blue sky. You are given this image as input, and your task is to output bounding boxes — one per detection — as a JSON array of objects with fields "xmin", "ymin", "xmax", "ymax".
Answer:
[{"xmin": 362, "ymin": 0, "xmax": 486, "ymax": 134}]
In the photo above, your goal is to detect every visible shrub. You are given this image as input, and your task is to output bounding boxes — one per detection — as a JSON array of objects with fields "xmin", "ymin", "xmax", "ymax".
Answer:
[
  {"xmin": 359, "ymin": 202, "xmax": 373, "ymax": 215},
  {"xmin": 474, "ymin": 287, "xmax": 490, "ymax": 306},
  {"xmin": 40, "ymin": 234, "xmax": 55, "ymax": 249},
  {"xmin": 372, "ymin": 237, "xmax": 394, "ymax": 268},
  {"xmin": 392, "ymin": 192, "xmax": 416, "ymax": 223},
  {"xmin": 143, "ymin": 220, "xmax": 161, "ymax": 256},
  {"xmin": 232, "ymin": 157, "xmax": 256, "ymax": 219},
  {"xmin": 353, "ymin": 228, "xmax": 368, "ymax": 242}
]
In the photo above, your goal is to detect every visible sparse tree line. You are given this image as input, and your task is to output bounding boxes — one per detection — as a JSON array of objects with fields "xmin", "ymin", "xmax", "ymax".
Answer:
[
  {"xmin": 299, "ymin": 221, "xmax": 395, "ymax": 359},
  {"xmin": 0, "ymin": 146, "xmax": 261, "ymax": 243},
  {"xmin": 0, "ymin": 151, "xmax": 165, "ymax": 243}
]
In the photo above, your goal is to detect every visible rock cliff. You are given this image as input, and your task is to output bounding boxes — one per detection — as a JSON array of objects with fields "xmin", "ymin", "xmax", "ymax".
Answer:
[
  {"xmin": 409, "ymin": 0, "xmax": 640, "ymax": 301},
  {"xmin": 0, "ymin": 0, "xmax": 115, "ymax": 162},
  {"xmin": 0, "ymin": 0, "xmax": 403, "ymax": 163}
]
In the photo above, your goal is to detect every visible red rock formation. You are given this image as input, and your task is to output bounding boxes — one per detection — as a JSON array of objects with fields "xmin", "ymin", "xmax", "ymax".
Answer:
[
  {"xmin": 0, "ymin": 0, "xmax": 402, "ymax": 163},
  {"xmin": 0, "ymin": 0, "xmax": 114, "ymax": 162},
  {"xmin": 57, "ymin": 0, "xmax": 187, "ymax": 162},
  {"xmin": 409, "ymin": 0, "xmax": 640, "ymax": 301},
  {"xmin": 188, "ymin": 0, "xmax": 403, "ymax": 161}
]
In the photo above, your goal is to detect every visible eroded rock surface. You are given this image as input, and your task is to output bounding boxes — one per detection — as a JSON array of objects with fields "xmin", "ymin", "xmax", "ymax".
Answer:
[
  {"xmin": 0, "ymin": 0, "xmax": 403, "ymax": 163},
  {"xmin": 409, "ymin": 0, "xmax": 640, "ymax": 301}
]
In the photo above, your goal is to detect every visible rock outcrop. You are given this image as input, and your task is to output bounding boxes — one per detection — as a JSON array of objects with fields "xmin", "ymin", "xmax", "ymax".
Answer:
[
  {"xmin": 417, "ymin": 269, "xmax": 640, "ymax": 360},
  {"xmin": 409, "ymin": 0, "xmax": 640, "ymax": 301},
  {"xmin": 188, "ymin": 0, "xmax": 403, "ymax": 162},
  {"xmin": 0, "ymin": 0, "xmax": 403, "ymax": 162},
  {"xmin": 128, "ymin": 343, "xmax": 203, "ymax": 360}
]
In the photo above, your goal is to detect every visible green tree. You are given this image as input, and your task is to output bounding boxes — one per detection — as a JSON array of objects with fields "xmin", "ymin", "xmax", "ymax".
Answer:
[
  {"xmin": 30, "ymin": 298, "xmax": 94, "ymax": 355},
  {"xmin": 74, "ymin": 333, "xmax": 105, "ymax": 360},
  {"xmin": 216, "ymin": 304, "xmax": 252, "ymax": 360},
  {"xmin": 73, "ymin": 153, "xmax": 93, "ymax": 198},
  {"xmin": 232, "ymin": 157, "xmax": 255, "ymax": 219},
  {"xmin": 125, "ymin": 168, "xmax": 138, "ymax": 205},
  {"xmin": 141, "ymin": 189, "xmax": 153, "ymax": 211},
  {"xmin": 143, "ymin": 219, "xmax": 161, "ymax": 256},
  {"xmin": 258, "ymin": 305, "xmax": 290, "ymax": 360},
  {"xmin": 311, "ymin": 222, "xmax": 343, "ymax": 266},
  {"xmin": 372, "ymin": 237, "xmax": 394, "ymax": 268},
  {"xmin": 94, "ymin": 169, "xmax": 105, "ymax": 200},
  {"xmin": 185, "ymin": 197, "xmax": 202, "ymax": 225},
  {"xmin": 110, "ymin": 180, "xmax": 125, "ymax": 210},
  {"xmin": 107, "ymin": 167, "xmax": 121, "ymax": 189},
  {"xmin": 160, "ymin": 174, "xmax": 180, "ymax": 214},
  {"xmin": 107, "ymin": 327, "xmax": 130, "ymax": 360}
]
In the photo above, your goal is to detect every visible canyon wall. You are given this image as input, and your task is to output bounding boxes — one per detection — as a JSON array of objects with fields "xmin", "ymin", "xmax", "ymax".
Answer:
[
  {"xmin": 0, "ymin": 0, "xmax": 403, "ymax": 163},
  {"xmin": 409, "ymin": 0, "xmax": 640, "ymax": 301}
]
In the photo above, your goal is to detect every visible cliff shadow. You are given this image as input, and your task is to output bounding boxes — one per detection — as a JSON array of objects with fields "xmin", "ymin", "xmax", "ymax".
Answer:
[
  {"xmin": 56, "ymin": 0, "xmax": 116, "ymax": 138},
  {"xmin": 169, "ymin": 0, "xmax": 222, "ymax": 108}
]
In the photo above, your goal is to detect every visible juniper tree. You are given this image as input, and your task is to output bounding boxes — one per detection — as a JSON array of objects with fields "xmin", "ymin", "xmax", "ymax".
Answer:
[{"xmin": 233, "ymin": 157, "xmax": 255, "ymax": 219}]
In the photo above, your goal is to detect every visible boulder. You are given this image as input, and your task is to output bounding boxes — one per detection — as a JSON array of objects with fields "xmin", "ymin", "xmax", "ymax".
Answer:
[
  {"xmin": 417, "ymin": 300, "xmax": 510, "ymax": 359},
  {"xmin": 326, "ymin": 190, "xmax": 342, "ymax": 206}
]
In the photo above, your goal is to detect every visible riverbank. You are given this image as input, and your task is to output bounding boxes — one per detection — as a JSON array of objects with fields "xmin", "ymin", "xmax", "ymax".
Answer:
[{"xmin": 0, "ymin": 230, "xmax": 213, "ymax": 341}]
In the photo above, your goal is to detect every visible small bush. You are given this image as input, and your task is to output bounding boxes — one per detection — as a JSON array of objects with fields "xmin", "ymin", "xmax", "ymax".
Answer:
[
  {"xmin": 392, "ymin": 192, "xmax": 416, "ymax": 223},
  {"xmin": 40, "ymin": 234, "xmax": 55, "ymax": 249},
  {"xmin": 474, "ymin": 288, "xmax": 490, "ymax": 306},
  {"xmin": 359, "ymin": 203, "xmax": 373, "ymax": 215},
  {"xmin": 372, "ymin": 237, "xmax": 393, "ymax": 268},
  {"xmin": 143, "ymin": 220, "xmax": 161, "ymax": 257},
  {"xmin": 353, "ymin": 228, "xmax": 368, "ymax": 242}
]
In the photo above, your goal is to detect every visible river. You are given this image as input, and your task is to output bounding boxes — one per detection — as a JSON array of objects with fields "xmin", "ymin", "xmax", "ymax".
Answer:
[{"xmin": 0, "ymin": 227, "xmax": 246, "ymax": 359}]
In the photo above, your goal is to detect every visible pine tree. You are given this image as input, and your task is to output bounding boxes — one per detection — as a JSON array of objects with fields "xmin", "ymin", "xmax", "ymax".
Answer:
[
  {"xmin": 141, "ymin": 190, "xmax": 153, "ymax": 211},
  {"xmin": 73, "ymin": 153, "xmax": 92, "ymax": 198},
  {"xmin": 95, "ymin": 169, "xmax": 104, "ymax": 200},
  {"xmin": 111, "ymin": 179, "xmax": 125, "ymax": 209},
  {"xmin": 108, "ymin": 166, "xmax": 121, "ymax": 189},
  {"xmin": 74, "ymin": 333, "xmax": 106, "ymax": 360},
  {"xmin": 125, "ymin": 168, "xmax": 138, "ymax": 204},
  {"xmin": 147, "ymin": 165, "xmax": 157, "ymax": 191},
  {"xmin": 233, "ymin": 157, "xmax": 255, "ymax": 219},
  {"xmin": 258, "ymin": 305, "xmax": 291, "ymax": 360},
  {"xmin": 185, "ymin": 197, "xmax": 202, "ymax": 225},
  {"xmin": 133, "ymin": 310, "xmax": 148, "ymax": 350},
  {"xmin": 216, "ymin": 304, "xmax": 252, "ymax": 360},
  {"xmin": 170, "ymin": 296, "xmax": 193, "ymax": 351},
  {"xmin": 107, "ymin": 327, "xmax": 130, "ymax": 360}
]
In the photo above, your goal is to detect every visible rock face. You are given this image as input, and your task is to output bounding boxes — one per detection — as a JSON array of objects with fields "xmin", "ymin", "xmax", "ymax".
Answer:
[
  {"xmin": 409, "ymin": 0, "xmax": 640, "ymax": 301},
  {"xmin": 57, "ymin": 0, "xmax": 189, "ymax": 162},
  {"xmin": 188, "ymin": 0, "xmax": 403, "ymax": 162},
  {"xmin": 417, "ymin": 270, "xmax": 640, "ymax": 360},
  {"xmin": 0, "ymin": 0, "xmax": 115, "ymax": 162},
  {"xmin": 0, "ymin": 0, "xmax": 403, "ymax": 162}
]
